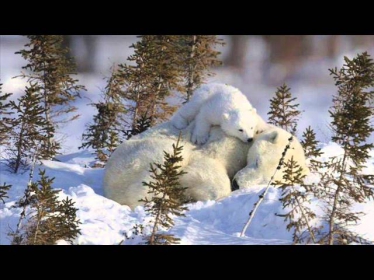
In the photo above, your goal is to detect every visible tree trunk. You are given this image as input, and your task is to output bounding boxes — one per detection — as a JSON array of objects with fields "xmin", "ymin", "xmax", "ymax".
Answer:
[
  {"xmin": 79, "ymin": 36, "xmax": 97, "ymax": 73},
  {"xmin": 295, "ymin": 196, "xmax": 316, "ymax": 243},
  {"xmin": 327, "ymin": 35, "xmax": 340, "ymax": 59},
  {"xmin": 225, "ymin": 35, "xmax": 248, "ymax": 70},
  {"xmin": 14, "ymin": 124, "xmax": 25, "ymax": 173},
  {"xmin": 132, "ymin": 86, "xmax": 140, "ymax": 130},
  {"xmin": 186, "ymin": 35, "xmax": 197, "ymax": 102},
  {"xmin": 149, "ymin": 192, "xmax": 167, "ymax": 245},
  {"xmin": 328, "ymin": 155, "xmax": 348, "ymax": 245}
]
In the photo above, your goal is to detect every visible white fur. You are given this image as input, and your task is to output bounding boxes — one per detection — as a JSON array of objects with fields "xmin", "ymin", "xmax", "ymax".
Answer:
[
  {"xmin": 233, "ymin": 126, "xmax": 310, "ymax": 188},
  {"xmin": 103, "ymin": 120, "xmax": 251, "ymax": 209},
  {"xmin": 104, "ymin": 83, "xmax": 308, "ymax": 208},
  {"xmin": 171, "ymin": 83, "xmax": 259, "ymax": 145}
]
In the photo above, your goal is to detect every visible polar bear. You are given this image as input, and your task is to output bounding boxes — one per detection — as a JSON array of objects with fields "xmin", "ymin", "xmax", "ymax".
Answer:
[
  {"xmin": 171, "ymin": 83, "xmax": 259, "ymax": 145},
  {"xmin": 104, "ymin": 120, "xmax": 251, "ymax": 209},
  {"xmin": 233, "ymin": 126, "xmax": 309, "ymax": 189}
]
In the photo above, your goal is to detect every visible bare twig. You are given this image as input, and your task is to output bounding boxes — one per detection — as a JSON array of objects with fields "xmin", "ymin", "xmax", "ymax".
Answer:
[{"xmin": 240, "ymin": 136, "xmax": 293, "ymax": 237}]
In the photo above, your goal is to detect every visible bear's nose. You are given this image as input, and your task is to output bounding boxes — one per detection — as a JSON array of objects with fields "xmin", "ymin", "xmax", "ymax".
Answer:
[
  {"xmin": 232, "ymin": 179, "xmax": 240, "ymax": 191},
  {"xmin": 247, "ymin": 138, "xmax": 253, "ymax": 143}
]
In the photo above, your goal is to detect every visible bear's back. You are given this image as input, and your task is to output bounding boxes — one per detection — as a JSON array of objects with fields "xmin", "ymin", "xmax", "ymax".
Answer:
[{"xmin": 192, "ymin": 83, "xmax": 251, "ymax": 110}]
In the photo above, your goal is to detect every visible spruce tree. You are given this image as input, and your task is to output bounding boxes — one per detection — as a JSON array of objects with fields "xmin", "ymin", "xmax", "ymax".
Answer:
[
  {"xmin": 117, "ymin": 35, "xmax": 183, "ymax": 129},
  {"xmin": 0, "ymin": 83, "xmax": 13, "ymax": 147},
  {"xmin": 177, "ymin": 36, "xmax": 224, "ymax": 102},
  {"xmin": 54, "ymin": 197, "xmax": 81, "ymax": 242},
  {"xmin": 0, "ymin": 182, "xmax": 11, "ymax": 204},
  {"xmin": 123, "ymin": 113, "xmax": 152, "ymax": 140},
  {"xmin": 11, "ymin": 169, "xmax": 81, "ymax": 245},
  {"xmin": 7, "ymin": 83, "xmax": 51, "ymax": 173},
  {"xmin": 301, "ymin": 126, "xmax": 323, "ymax": 171},
  {"xmin": 80, "ymin": 67, "xmax": 125, "ymax": 166},
  {"xmin": 322, "ymin": 52, "xmax": 374, "ymax": 245},
  {"xmin": 276, "ymin": 156, "xmax": 318, "ymax": 244},
  {"xmin": 268, "ymin": 84, "xmax": 301, "ymax": 134},
  {"xmin": 139, "ymin": 135, "xmax": 187, "ymax": 245},
  {"xmin": 16, "ymin": 35, "xmax": 85, "ymax": 159}
]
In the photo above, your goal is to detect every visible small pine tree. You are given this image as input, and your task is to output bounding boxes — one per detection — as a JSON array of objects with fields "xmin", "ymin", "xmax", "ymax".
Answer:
[
  {"xmin": 7, "ymin": 83, "xmax": 51, "ymax": 173},
  {"xmin": 323, "ymin": 52, "xmax": 374, "ymax": 245},
  {"xmin": 268, "ymin": 84, "xmax": 301, "ymax": 134},
  {"xmin": 0, "ymin": 182, "xmax": 11, "ymax": 204},
  {"xmin": 301, "ymin": 126, "xmax": 323, "ymax": 171},
  {"xmin": 80, "ymin": 67, "xmax": 125, "ymax": 166},
  {"xmin": 117, "ymin": 35, "xmax": 184, "ymax": 130},
  {"xmin": 16, "ymin": 35, "xmax": 85, "ymax": 159},
  {"xmin": 11, "ymin": 169, "xmax": 81, "ymax": 245},
  {"xmin": 276, "ymin": 156, "xmax": 318, "ymax": 244},
  {"xmin": 123, "ymin": 113, "xmax": 152, "ymax": 140},
  {"xmin": 177, "ymin": 36, "xmax": 224, "ymax": 102},
  {"xmin": 54, "ymin": 197, "xmax": 81, "ymax": 242},
  {"xmin": 0, "ymin": 82, "xmax": 13, "ymax": 147},
  {"xmin": 139, "ymin": 135, "xmax": 187, "ymax": 245}
]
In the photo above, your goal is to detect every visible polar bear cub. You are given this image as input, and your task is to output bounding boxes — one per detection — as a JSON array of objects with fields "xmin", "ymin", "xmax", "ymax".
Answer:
[
  {"xmin": 233, "ymin": 126, "xmax": 309, "ymax": 189},
  {"xmin": 171, "ymin": 83, "xmax": 258, "ymax": 145}
]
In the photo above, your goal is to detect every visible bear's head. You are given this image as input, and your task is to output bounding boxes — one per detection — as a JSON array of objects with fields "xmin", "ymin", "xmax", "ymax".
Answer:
[
  {"xmin": 220, "ymin": 108, "xmax": 258, "ymax": 143},
  {"xmin": 232, "ymin": 128, "xmax": 309, "ymax": 190}
]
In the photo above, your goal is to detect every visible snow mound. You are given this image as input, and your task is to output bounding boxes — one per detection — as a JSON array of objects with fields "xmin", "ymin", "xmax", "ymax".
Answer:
[{"xmin": 1, "ymin": 143, "xmax": 373, "ymax": 245}]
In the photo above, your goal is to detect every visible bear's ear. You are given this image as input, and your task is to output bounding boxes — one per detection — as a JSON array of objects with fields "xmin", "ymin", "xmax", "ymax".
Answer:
[
  {"xmin": 223, "ymin": 113, "xmax": 230, "ymax": 120},
  {"xmin": 252, "ymin": 108, "xmax": 257, "ymax": 114},
  {"xmin": 267, "ymin": 131, "xmax": 279, "ymax": 143}
]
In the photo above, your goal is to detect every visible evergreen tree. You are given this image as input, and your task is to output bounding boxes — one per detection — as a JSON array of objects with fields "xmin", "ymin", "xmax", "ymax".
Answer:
[
  {"xmin": 54, "ymin": 197, "xmax": 81, "ymax": 242},
  {"xmin": 80, "ymin": 67, "xmax": 125, "ymax": 166},
  {"xmin": 322, "ymin": 52, "xmax": 374, "ymax": 245},
  {"xmin": 11, "ymin": 169, "xmax": 81, "ymax": 245},
  {"xmin": 0, "ymin": 182, "xmax": 11, "ymax": 204},
  {"xmin": 0, "ymin": 83, "xmax": 13, "ymax": 147},
  {"xmin": 7, "ymin": 84, "xmax": 51, "ymax": 173},
  {"xmin": 268, "ymin": 84, "xmax": 301, "ymax": 134},
  {"xmin": 123, "ymin": 113, "xmax": 152, "ymax": 140},
  {"xmin": 117, "ymin": 35, "xmax": 183, "ymax": 129},
  {"xmin": 301, "ymin": 126, "xmax": 323, "ymax": 171},
  {"xmin": 139, "ymin": 135, "xmax": 187, "ymax": 245},
  {"xmin": 276, "ymin": 156, "xmax": 318, "ymax": 244},
  {"xmin": 177, "ymin": 36, "xmax": 224, "ymax": 102},
  {"xmin": 16, "ymin": 35, "xmax": 85, "ymax": 159}
]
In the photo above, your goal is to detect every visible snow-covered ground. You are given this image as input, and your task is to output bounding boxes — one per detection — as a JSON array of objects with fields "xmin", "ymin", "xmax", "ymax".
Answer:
[{"xmin": 1, "ymin": 142, "xmax": 373, "ymax": 245}]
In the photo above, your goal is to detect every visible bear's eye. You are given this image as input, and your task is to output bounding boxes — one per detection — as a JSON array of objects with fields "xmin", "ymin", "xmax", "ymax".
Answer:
[
  {"xmin": 251, "ymin": 127, "xmax": 253, "ymax": 129},
  {"xmin": 238, "ymin": 129, "xmax": 243, "ymax": 132}
]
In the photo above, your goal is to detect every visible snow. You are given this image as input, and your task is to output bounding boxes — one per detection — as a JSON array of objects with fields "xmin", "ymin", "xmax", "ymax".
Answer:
[
  {"xmin": 1, "ymin": 144, "xmax": 373, "ymax": 245},
  {"xmin": 1, "ymin": 36, "xmax": 374, "ymax": 245}
]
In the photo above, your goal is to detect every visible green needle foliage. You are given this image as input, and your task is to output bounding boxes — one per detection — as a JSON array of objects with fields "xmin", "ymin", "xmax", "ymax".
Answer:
[
  {"xmin": 0, "ymin": 182, "xmax": 11, "ymax": 204},
  {"xmin": 322, "ymin": 52, "xmax": 374, "ymax": 245},
  {"xmin": 117, "ymin": 35, "xmax": 183, "ymax": 129},
  {"xmin": 301, "ymin": 126, "xmax": 323, "ymax": 171},
  {"xmin": 16, "ymin": 35, "xmax": 85, "ymax": 159},
  {"xmin": 140, "ymin": 135, "xmax": 187, "ymax": 245},
  {"xmin": 0, "ymin": 82, "xmax": 13, "ymax": 148},
  {"xmin": 7, "ymin": 84, "xmax": 51, "ymax": 173},
  {"xmin": 11, "ymin": 169, "xmax": 81, "ymax": 245},
  {"xmin": 268, "ymin": 84, "xmax": 301, "ymax": 134},
  {"xmin": 276, "ymin": 156, "xmax": 318, "ymax": 244},
  {"xmin": 80, "ymin": 67, "xmax": 125, "ymax": 166},
  {"xmin": 116, "ymin": 35, "xmax": 224, "ymax": 132},
  {"xmin": 123, "ymin": 113, "xmax": 152, "ymax": 140},
  {"xmin": 177, "ymin": 35, "xmax": 224, "ymax": 102}
]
